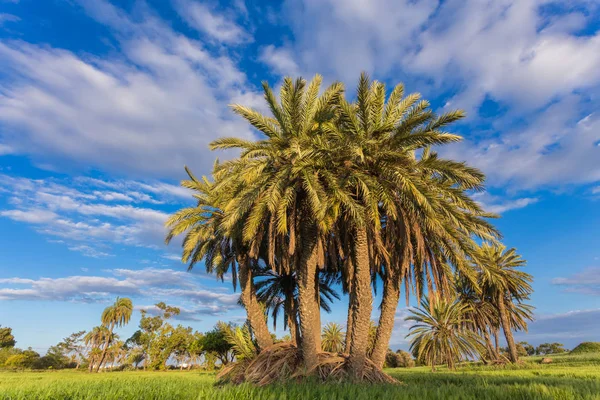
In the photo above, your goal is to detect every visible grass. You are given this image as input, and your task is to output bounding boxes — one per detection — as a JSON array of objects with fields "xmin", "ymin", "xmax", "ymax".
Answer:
[{"xmin": 1, "ymin": 353, "xmax": 600, "ymax": 400}]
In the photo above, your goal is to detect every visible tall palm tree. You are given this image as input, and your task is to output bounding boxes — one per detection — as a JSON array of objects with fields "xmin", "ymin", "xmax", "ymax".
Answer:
[
  {"xmin": 96, "ymin": 297, "xmax": 133, "ymax": 372},
  {"xmin": 330, "ymin": 74, "xmax": 498, "ymax": 372},
  {"xmin": 476, "ymin": 243, "xmax": 533, "ymax": 363},
  {"xmin": 209, "ymin": 75, "xmax": 345, "ymax": 371},
  {"xmin": 165, "ymin": 170, "xmax": 273, "ymax": 350},
  {"xmin": 321, "ymin": 323, "xmax": 345, "ymax": 353},
  {"xmin": 406, "ymin": 296, "xmax": 484, "ymax": 371}
]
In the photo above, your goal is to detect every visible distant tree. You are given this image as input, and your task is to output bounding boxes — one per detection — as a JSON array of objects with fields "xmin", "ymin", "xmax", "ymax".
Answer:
[
  {"xmin": 0, "ymin": 326, "xmax": 16, "ymax": 349},
  {"xmin": 137, "ymin": 302, "xmax": 180, "ymax": 370},
  {"xmin": 4, "ymin": 348, "xmax": 39, "ymax": 370},
  {"xmin": 58, "ymin": 331, "xmax": 86, "ymax": 368},
  {"xmin": 518, "ymin": 341, "xmax": 535, "ymax": 356},
  {"xmin": 321, "ymin": 323, "xmax": 345, "ymax": 353},
  {"xmin": 84, "ymin": 326, "xmax": 111, "ymax": 372},
  {"xmin": 384, "ymin": 349, "xmax": 415, "ymax": 368},
  {"xmin": 536, "ymin": 342, "xmax": 566, "ymax": 355},
  {"xmin": 96, "ymin": 297, "xmax": 133, "ymax": 372},
  {"xmin": 201, "ymin": 323, "xmax": 234, "ymax": 366}
]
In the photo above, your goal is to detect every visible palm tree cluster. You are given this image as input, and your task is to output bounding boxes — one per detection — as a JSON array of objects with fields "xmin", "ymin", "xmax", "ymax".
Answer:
[
  {"xmin": 406, "ymin": 244, "xmax": 534, "ymax": 369},
  {"xmin": 166, "ymin": 73, "xmax": 532, "ymax": 381}
]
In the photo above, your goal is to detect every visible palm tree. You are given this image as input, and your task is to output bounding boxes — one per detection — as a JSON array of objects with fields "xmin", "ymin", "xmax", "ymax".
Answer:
[
  {"xmin": 254, "ymin": 267, "xmax": 340, "ymax": 346},
  {"xmin": 95, "ymin": 297, "xmax": 133, "ymax": 372},
  {"xmin": 165, "ymin": 170, "xmax": 273, "ymax": 350},
  {"xmin": 406, "ymin": 296, "xmax": 484, "ymax": 371},
  {"xmin": 329, "ymin": 74, "xmax": 498, "ymax": 372},
  {"xmin": 321, "ymin": 323, "xmax": 345, "ymax": 353},
  {"xmin": 454, "ymin": 275, "xmax": 501, "ymax": 362},
  {"xmin": 209, "ymin": 75, "xmax": 345, "ymax": 371},
  {"xmin": 476, "ymin": 243, "xmax": 533, "ymax": 363},
  {"xmin": 84, "ymin": 326, "xmax": 110, "ymax": 372}
]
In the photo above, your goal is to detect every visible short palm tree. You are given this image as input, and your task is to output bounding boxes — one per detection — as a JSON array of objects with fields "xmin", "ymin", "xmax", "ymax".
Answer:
[
  {"xmin": 476, "ymin": 243, "xmax": 533, "ymax": 363},
  {"xmin": 96, "ymin": 297, "xmax": 133, "ymax": 372},
  {"xmin": 406, "ymin": 296, "xmax": 484, "ymax": 371},
  {"xmin": 321, "ymin": 323, "xmax": 345, "ymax": 353},
  {"xmin": 255, "ymin": 267, "xmax": 340, "ymax": 346}
]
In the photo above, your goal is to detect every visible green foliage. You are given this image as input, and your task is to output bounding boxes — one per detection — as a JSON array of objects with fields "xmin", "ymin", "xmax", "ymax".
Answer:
[
  {"xmin": 201, "ymin": 323, "xmax": 234, "ymax": 366},
  {"xmin": 321, "ymin": 323, "xmax": 345, "ymax": 353},
  {"xmin": 0, "ymin": 326, "xmax": 15, "ymax": 349},
  {"xmin": 385, "ymin": 350, "xmax": 415, "ymax": 368},
  {"xmin": 570, "ymin": 342, "xmax": 600, "ymax": 354},
  {"xmin": 406, "ymin": 296, "xmax": 484, "ymax": 370},
  {"xmin": 536, "ymin": 343, "xmax": 566, "ymax": 355},
  {"xmin": 219, "ymin": 323, "xmax": 256, "ymax": 361}
]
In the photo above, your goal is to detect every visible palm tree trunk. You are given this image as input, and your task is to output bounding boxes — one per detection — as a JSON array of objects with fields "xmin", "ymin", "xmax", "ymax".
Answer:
[
  {"xmin": 344, "ymin": 291, "xmax": 354, "ymax": 353},
  {"xmin": 238, "ymin": 256, "xmax": 273, "ymax": 350},
  {"xmin": 348, "ymin": 226, "xmax": 373, "ymax": 379},
  {"xmin": 494, "ymin": 329, "xmax": 499, "ymax": 354},
  {"xmin": 297, "ymin": 219, "xmax": 320, "ymax": 372},
  {"xmin": 482, "ymin": 329, "xmax": 497, "ymax": 362},
  {"xmin": 497, "ymin": 294, "xmax": 518, "ymax": 363},
  {"xmin": 288, "ymin": 314, "xmax": 299, "ymax": 346},
  {"xmin": 370, "ymin": 274, "xmax": 400, "ymax": 369},
  {"xmin": 96, "ymin": 325, "xmax": 114, "ymax": 373},
  {"xmin": 313, "ymin": 268, "xmax": 322, "ymax": 350}
]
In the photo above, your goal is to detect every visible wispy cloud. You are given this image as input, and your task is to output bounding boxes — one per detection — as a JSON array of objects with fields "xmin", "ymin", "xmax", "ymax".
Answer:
[
  {"xmin": 552, "ymin": 267, "xmax": 600, "ymax": 296},
  {"xmin": 0, "ymin": 267, "xmax": 240, "ymax": 316},
  {"xmin": 0, "ymin": 174, "xmax": 191, "ymax": 256},
  {"xmin": 174, "ymin": 0, "xmax": 251, "ymax": 44}
]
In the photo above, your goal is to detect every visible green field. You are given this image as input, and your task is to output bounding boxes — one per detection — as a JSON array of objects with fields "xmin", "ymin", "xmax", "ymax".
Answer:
[{"xmin": 1, "ymin": 353, "xmax": 599, "ymax": 400}]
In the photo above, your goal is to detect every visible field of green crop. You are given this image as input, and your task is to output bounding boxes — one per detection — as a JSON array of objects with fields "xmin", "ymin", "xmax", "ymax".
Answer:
[{"xmin": 1, "ymin": 353, "xmax": 599, "ymax": 400}]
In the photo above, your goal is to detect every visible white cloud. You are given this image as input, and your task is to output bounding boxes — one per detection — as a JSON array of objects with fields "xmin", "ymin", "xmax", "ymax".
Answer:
[
  {"xmin": 552, "ymin": 267, "xmax": 600, "ymax": 296},
  {"xmin": 0, "ymin": 267, "xmax": 239, "ymax": 315},
  {"xmin": 0, "ymin": 174, "xmax": 194, "ymax": 256},
  {"xmin": 0, "ymin": 0, "xmax": 258, "ymax": 178},
  {"xmin": 0, "ymin": 13, "xmax": 19, "ymax": 26},
  {"xmin": 472, "ymin": 192, "xmax": 539, "ymax": 214},
  {"xmin": 259, "ymin": 45, "xmax": 300, "ymax": 77},
  {"xmin": 175, "ymin": 0, "xmax": 250, "ymax": 44},
  {"xmin": 268, "ymin": 0, "xmax": 600, "ymax": 192}
]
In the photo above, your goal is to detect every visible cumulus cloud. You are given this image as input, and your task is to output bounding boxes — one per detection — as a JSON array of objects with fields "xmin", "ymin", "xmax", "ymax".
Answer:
[
  {"xmin": 0, "ymin": 0, "xmax": 258, "ymax": 178},
  {"xmin": 0, "ymin": 267, "xmax": 240, "ymax": 316},
  {"xmin": 552, "ymin": 267, "xmax": 600, "ymax": 296},
  {"xmin": 269, "ymin": 0, "xmax": 600, "ymax": 192}
]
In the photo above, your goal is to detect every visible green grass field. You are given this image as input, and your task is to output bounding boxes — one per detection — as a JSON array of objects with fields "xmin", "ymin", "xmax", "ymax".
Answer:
[{"xmin": 1, "ymin": 353, "xmax": 599, "ymax": 400}]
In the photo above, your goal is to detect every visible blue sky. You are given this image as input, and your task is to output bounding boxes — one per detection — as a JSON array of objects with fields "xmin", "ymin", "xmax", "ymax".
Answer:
[{"xmin": 0, "ymin": 0, "xmax": 599, "ymax": 353}]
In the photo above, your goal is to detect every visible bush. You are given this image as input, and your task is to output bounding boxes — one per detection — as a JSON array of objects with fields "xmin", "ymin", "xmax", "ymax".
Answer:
[
  {"xmin": 570, "ymin": 342, "xmax": 600, "ymax": 354},
  {"xmin": 384, "ymin": 350, "xmax": 415, "ymax": 368}
]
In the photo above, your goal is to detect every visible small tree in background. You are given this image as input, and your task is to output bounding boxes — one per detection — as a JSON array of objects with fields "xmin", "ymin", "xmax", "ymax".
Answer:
[{"xmin": 0, "ymin": 326, "xmax": 16, "ymax": 349}]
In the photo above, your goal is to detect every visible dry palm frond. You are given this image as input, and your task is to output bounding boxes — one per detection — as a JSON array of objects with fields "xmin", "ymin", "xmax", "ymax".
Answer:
[{"xmin": 216, "ymin": 342, "xmax": 398, "ymax": 386}]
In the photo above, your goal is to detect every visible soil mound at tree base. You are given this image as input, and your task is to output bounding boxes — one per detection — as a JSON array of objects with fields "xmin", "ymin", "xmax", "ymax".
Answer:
[{"xmin": 216, "ymin": 342, "xmax": 398, "ymax": 386}]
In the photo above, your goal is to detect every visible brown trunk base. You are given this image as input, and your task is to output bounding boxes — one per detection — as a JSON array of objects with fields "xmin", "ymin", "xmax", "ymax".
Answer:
[{"xmin": 216, "ymin": 342, "xmax": 398, "ymax": 386}]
